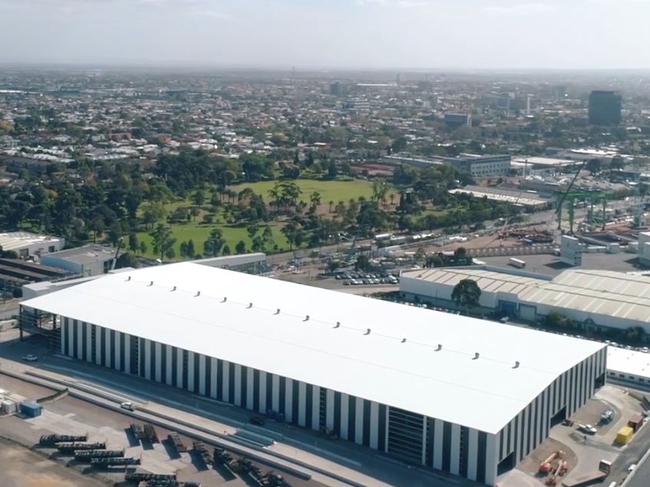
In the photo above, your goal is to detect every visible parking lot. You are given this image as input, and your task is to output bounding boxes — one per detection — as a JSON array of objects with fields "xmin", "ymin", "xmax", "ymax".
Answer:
[{"xmin": 499, "ymin": 385, "xmax": 648, "ymax": 487}]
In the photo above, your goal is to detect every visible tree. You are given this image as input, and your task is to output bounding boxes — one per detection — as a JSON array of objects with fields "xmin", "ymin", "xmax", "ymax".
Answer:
[
  {"xmin": 309, "ymin": 192, "xmax": 322, "ymax": 212},
  {"xmin": 235, "ymin": 240, "xmax": 247, "ymax": 254},
  {"xmin": 222, "ymin": 244, "xmax": 231, "ymax": 256},
  {"xmin": 204, "ymin": 228, "xmax": 225, "ymax": 257},
  {"xmin": 586, "ymin": 158, "xmax": 602, "ymax": 175},
  {"xmin": 281, "ymin": 220, "xmax": 304, "ymax": 251},
  {"xmin": 142, "ymin": 201, "xmax": 167, "ymax": 229},
  {"xmin": 139, "ymin": 240, "xmax": 148, "ymax": 255},
  {"xmin": 451, "ymin": 279, "xmax": 481, "ymax": 310},
  {"xmin": 128, "ymin": 233, "xmax": 139, "ymax": 254},
  {"xmin": 610, "ymin": 156, "xmax": 625, "ymax": 171},
  {"xmin": 326, "ymin": 160, "xmax": 338, "ymax": 179},
  {"xmin": 150, "ymin": 224, "xmax": 176, "ymax": 261}
]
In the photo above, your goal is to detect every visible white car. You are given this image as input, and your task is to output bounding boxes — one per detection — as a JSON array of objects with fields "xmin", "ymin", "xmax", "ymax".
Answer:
[
  {"xmin": 21, "ymin": 354, "xmax": 38, "ymax": 362},
  {"xmin": 628, "ymin": 464, "xmax": 637, "ymax": 472},
  {"xmin": 120, "ymin": 401, "xmax": 134, "ymax": 411},
  {"xmin": 578, "ymin": 424, "xmax": 597, "ymax": 435}
]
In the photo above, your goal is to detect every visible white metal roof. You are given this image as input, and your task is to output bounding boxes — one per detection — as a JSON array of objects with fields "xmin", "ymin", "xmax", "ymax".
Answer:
[
  {"xmin": 607, "ymin": 347, "xmax": 650, "ymax": 379},
  {"xmin": 405, "ymin": 267, "xmax": 650, "ymax": 326},
  {"xmin": 402, "ymin": 268, "xmax": 547, "ymax": 295},
  {"xmin": 520, "ymin": 270, "xmax": 650, "ymax": 324},
  {"xmin": 21, "ymin": 262, "xmax": 604, "ymax": 434},
  {"xmin": 0, "ymin": 232, "xmax": 62, "ymax": 252}
]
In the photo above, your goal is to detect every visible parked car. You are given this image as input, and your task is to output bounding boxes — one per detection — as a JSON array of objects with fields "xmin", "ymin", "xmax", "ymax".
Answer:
[
  {"xmin": 601, "ymin": 409, "xmax": 614, "ymax": 423},
  {"xmin": 578, "ymin": 424, "xmax": 597, "ymax": 435},
  {"xmin": 22, "ymin": 354, "xmax": 38, "ymax": 362},
  {"xmin": 120, "ymin": 401, "xmax": 134, "ymax": 411}
]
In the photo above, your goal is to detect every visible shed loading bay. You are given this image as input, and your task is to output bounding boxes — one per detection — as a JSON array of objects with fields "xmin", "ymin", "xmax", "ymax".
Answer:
[{"xmin": 20, "ymin": 262, "xmax": 608, "ymax": 486}]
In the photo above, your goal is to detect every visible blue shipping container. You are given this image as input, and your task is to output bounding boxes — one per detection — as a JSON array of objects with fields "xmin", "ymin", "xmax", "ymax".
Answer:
[{"xmin": 20, "ymin": 401, "xmax": 42, "ymax": 418}]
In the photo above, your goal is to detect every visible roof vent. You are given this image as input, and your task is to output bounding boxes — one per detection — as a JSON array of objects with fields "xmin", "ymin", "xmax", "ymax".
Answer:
[
  {"xmin": 513, "ymin": 361, "xmax": 520, "ymax": 369},
  {"xmin": 195, "ymin": 291, "xmax": 201, "ymax": 297},
  {"xmin": 274, "ymin": 308, "xmax": 280, "ymax": 315},
  {"xmin": 247, "ymin": 302, "xmax": 253, "ymax": 309},
  {"xmin": 435, "ymin": 344, "xmax": 442, "ymax": 351},
  {"xmin": 401, "ymin": 338, "xmax": 407, "ymax": 343},
  {"xmin": 303, "ymin": 315, "xmax": 310, "ymax": 322},
  {"xmin": 473, "ymin": 353, "xmax": 480, "ymax": 360},
  {"xmin": 221, "ymin": 297, "xmax": 227, "ymax": 303},
  {"xmin": 148, "ymin": 281, "xmax": 154, "ymax": 286},
  {"xmin": 333, "ymin": 322, "xmax": 341, "ymax": 328},
  {"xmin": 126, "ymin": 276, "xmax": 131, "ymax": 281},
  {"xmin": 170, "ymin": 286, "xmax": 177, "ymax": 292},
  {"xmin": 364, "ymin": 328, "xmax": 371, "ymax": 335}
]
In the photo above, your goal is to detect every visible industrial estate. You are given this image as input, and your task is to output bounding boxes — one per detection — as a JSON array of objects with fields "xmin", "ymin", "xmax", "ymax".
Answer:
[{"xmin": 3, "ymin": 59, "xmax": 650, "ymax": 487}]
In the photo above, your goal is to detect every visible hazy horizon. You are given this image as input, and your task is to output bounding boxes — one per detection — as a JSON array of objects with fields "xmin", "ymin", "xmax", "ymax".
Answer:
[{"xmin": 2, "ymin": 0, "xmax": 650, "ymax": 70}]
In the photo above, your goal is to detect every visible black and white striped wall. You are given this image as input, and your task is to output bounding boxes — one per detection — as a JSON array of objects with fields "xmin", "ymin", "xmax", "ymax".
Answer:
[{"xmin": 58, "ymin": 316, "xmax": 606, "ymax": 486}]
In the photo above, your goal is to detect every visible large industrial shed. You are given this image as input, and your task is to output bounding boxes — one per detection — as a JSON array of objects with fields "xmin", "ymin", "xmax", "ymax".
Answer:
[
  {"xmin": 401, "ymin": 267, "xmax": 650, "ymax": 333},
  {"xmin": 20, "ymin": 262, "xmax": 606, "ymax": 486}
]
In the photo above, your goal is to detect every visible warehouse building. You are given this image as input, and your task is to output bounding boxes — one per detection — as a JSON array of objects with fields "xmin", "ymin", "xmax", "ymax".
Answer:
[
  {"xmin": 20, "ymin": 263, "xmax": 606, "ymax": 486},
  {"xmin": 0, "ymin": 231, "xmax": 64, "ymax": 258},
  {"xmin": 400, "ymin": 267, "xmax": 650, "ymax": 333},
  {"xmin": 606, "ymin": 347, "xmax": 650, "ymax": 390}
]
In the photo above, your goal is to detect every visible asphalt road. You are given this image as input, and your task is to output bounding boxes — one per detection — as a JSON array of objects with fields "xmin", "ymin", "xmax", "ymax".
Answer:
[
  {"xmin": 597, "ymin": 416, "xmax": 650, "ymax": 486},
  {"xmin": 625, "ymin": 443, "xmax": 650, "ymax": 487}
]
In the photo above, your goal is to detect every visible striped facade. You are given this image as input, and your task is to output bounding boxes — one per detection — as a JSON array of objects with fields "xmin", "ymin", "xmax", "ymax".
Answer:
[{"xmin": 59, "ymin": 317, "xmax": 607, "ymax": 486}]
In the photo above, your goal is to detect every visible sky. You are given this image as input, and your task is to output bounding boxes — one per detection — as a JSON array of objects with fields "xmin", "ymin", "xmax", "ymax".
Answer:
[{"xmin": 1, "ymin": 0, "xmax": 650, "ymax": 70}]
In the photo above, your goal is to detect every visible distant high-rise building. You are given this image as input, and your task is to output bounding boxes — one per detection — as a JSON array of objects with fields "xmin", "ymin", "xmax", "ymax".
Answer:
[
  {"xmin": 588, "ymin": 90, "xmax": 622, "ymax": 125},
  {"xmin": 444, "ymin": 112, "xmax": 472, "ymax": 129},
  {"xmin": 329, "ymin": 81, "xmax": 342, "ymax": 96}
]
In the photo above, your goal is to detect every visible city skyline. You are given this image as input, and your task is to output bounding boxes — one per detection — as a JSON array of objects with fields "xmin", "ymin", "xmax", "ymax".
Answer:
[{"xmin": 1, "ymin": 0, "xmax": 650, "ymax": 70}]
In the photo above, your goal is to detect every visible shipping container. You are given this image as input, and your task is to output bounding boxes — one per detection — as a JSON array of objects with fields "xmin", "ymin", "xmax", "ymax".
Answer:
[
  {"xmin": 627, "ymin": 415, "xmax": 644, "ymax": 432},
  {"xmin": 615, "ymin": 426, "xmax": 634, "ymax": 445},
  {"xmin": 20, "ymin": 401, "xmax": 42, "ymax": 418}
]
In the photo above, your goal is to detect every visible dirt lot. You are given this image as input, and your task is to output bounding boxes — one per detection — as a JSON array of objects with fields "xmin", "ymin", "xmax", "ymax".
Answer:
[
  {"xmin": 517, "ymin": 436, "xmax": 577, "ymax": 480},
  {"xmin": 0, "ymin": 437, "xmax": 108, "ymax": 487}
]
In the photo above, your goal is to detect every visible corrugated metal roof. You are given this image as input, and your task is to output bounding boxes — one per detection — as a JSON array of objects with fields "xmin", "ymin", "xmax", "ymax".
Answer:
[
  {"xmin": 405, "ymin": 267, "xmax": 650, "ymax": 325},
  {"xmin": 403, "ymin": 268, "xmax": 545, "ymax": 296},
  {"xmin": 21, "ymin": 262, "xmax": 604, "ymax": 434},
  {"xmin": 520, "ymin": 270, "xmax": 650, "ymax": 324}
]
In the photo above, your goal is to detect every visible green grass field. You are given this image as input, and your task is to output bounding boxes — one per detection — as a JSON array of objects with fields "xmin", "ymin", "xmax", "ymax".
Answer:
[
  {"xmin": 230, "ymin": 179, "xmax": 378, "ymax": 204},
  {"xmin": 138, "ymin": 222, "xmax": 290, "ymax": 260},
  {"xmin": 136, "ymin": 179, "xmax": 388, "ymax": 260}
]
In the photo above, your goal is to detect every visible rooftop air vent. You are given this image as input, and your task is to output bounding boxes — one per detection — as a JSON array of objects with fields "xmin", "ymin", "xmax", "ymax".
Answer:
[
  {"xmin": 148, "ymin": 281, "xmax": 154, "ymax": 286},
  {"xmin": 363, "ymin": 328, "xmax": 371, "ymax": 335},
  {"xmin": 303, "ymin": 315, "xmax": 310, "ymax": 322},
  {"xmin": 221, "ymin": 297, "xmax": 227, "ymax": 303},
  {"xmin": 401, "ymin": 338, "xmax": 407, "ymax": 343},
  {"xmin": 513, "ymin": 361, "xmax": 520, "ymax": 369},
  {"xmin": 333, "ymin": 322, "xmax": 341, "ymax": 328},
  {"xmin": 247, "ymin": 302, "xmax": 253, "ymax": 309},
  {"xmin": 435, "ymin": 344, "xmax": 442, "ymax": 351},
  {"xmin": 473, "ymin": 353, "xmax": 480, "ymax": 360},
  {"xmin": 170, "ymin": 286, "xmax": 177, "ymax": 292},
  {"xmin": 274, "ymin": 308, "xmax": 280, "ymax": 315},
  {"xmin": 195, "ymin": 291, "xmax": 201, "ymax": 297},
  {"xmin": 126, "ymin": 276, "xmax": 131, "ymax": 281}
]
